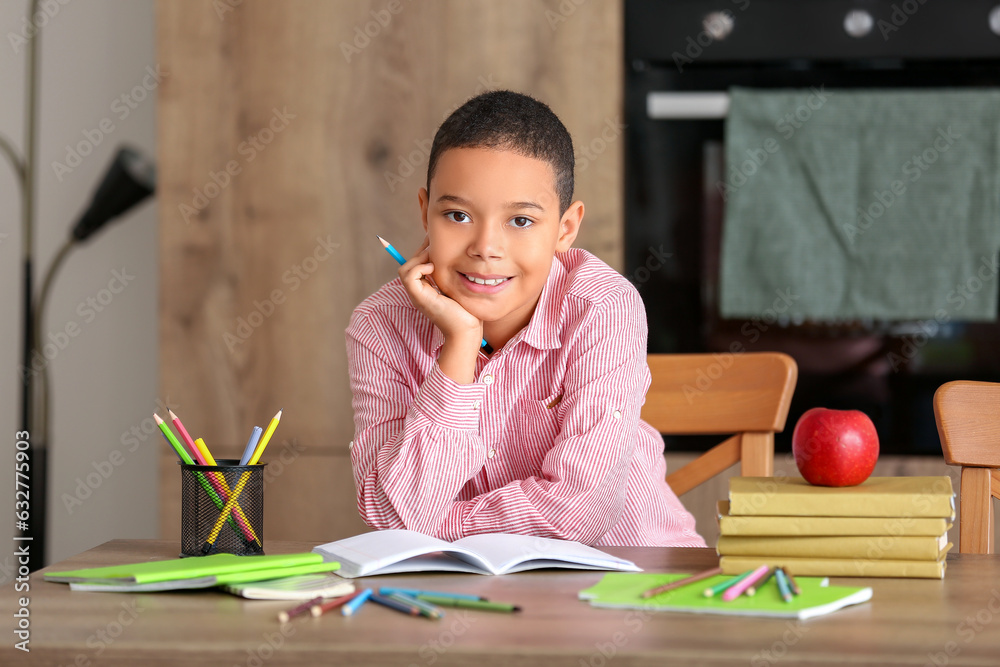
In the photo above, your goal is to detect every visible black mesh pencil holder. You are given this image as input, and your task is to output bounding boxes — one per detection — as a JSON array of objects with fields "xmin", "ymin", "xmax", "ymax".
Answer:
[{"xmin": 180, "ymin": 459, "xmax": 266, "ymax": 557}]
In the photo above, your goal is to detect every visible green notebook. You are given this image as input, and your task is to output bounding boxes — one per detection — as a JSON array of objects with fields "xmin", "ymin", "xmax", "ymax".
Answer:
[
  {"xmin": 579, "ymin": 573, "xmax": 872, "ymax": 620},
  {"xmin": 63, "ymin": 560, "xmax": 342, "ymax": 593},
  {"xmin": 45, "ymin": 552, "xmax": 331, "ymax": 585}
]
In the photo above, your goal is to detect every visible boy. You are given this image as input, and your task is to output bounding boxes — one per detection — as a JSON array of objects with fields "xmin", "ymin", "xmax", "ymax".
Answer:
[{"xmin": 346, "ymin": 90, "xmax": 704, "ymax": 547}]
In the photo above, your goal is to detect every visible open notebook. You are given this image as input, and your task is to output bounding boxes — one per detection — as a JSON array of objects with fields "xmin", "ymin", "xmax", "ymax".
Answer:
[{"xmin": 313, "ymin": 529, "xmax": 641, "ymax": 578}]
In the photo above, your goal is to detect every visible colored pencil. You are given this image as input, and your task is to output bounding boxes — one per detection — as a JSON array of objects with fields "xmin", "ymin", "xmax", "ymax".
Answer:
[
  {"xmin": 414, "ymin": 596, "xmax": 521, "ymax": 613},
  {"xmin": 371, "ymin": 592, "xmax": 421, "ymax": 616},
  {"xmin": 387, "ymin": 592, "xmax": 443, "ymax": 619},
  {"xmin": 154, "ymin": 414, "xmax": 258, "ymax": 546},
  {"xmin": 194, "ymin": 437, "xmax": 216, "ymax": 466},
  {"xmin": 239, "ymin": 426, "xmax": 263, "ymax": 466},
  {"xmin": 703, "ymin": 568, "xmax": 756, "ymax": 598},
  {"xmin": 377, "ymin": 235, "xmax": 488, "ymax": 349},
  {"xmin": 746, "ymin": 567, "xmax": 776, "ymax": 597},
  {"xmin": 278, "ymin": 596, "xmax": 323, "ymax": 623},
  {"xmin": 379, "ymin": 587, "xmax": 487, "ymax": 602},
  {"xmin": 775, "ymin": 567, "xmax": 794, "ymax": 603},
  {"xmin": 780, "ymin": 567, "xmax": 802, "ymax": 596},
  {"xmin": 641, "ymin": 567, "xmax": 723, "ymax": 598},
  {"xmin": 311, "ymin": 589, "xmax": 364, "ymax": 617},
  {"xmin": 169, "ymin": 409, "xmax": 205, "ymax": 464},
  {"xmin": 342, "ymin": 588, "xmax": 373, "ymax": 616},
  {"xmin": 249, "ymin": 409, "xmax": 282, "ymax": 465},
  {"xmin": 722, "ymin": 564, "xmax": 770, "ymax": 601}
]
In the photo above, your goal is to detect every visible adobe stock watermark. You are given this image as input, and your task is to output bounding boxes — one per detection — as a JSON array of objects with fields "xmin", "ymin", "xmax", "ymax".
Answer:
[
  {"xmin": 575, "ymin": 116, "xmax": 626, "ymax": 174},
  {"xmin": 408, "ymin": 611, "xmax": 478, "ymax": 666},
  {"xmin": 717, "ymin": 86, "xmax": 831, "ymax": 201},
  {"xmin": 51, "ymin": 65, "xmax": 166, "ymax": 182},
  {"xmin": 924, "ymin": 588, "xmax": 1000, "ymax": 667},
  {"xmin": 671, "ymin": 0, "xmax": 750, "ymax": 73},
  {"xmin": 543, "ymin": 0, "xmax": 591, "ymax": 31},
  {"xmin": 213, "ymin": 0, "xmax": 243, "ymax": 20},
  {"xmin": 18, "ymin": 267, "xmax": 136, "ymax": 380},
  {"xmin": 625, "ymin": 245, "xmax": 672, "ymax": 288},
  {"xmin": 179, "ymin": 107, "xmax": 296, "ymax": 224},
  {"xmin": 237, "ymin": 624, "xmax": 296, "ymax": 667},
  {"xmin": 340, "ymin": 0, "xmax": 414, "ymax": 63},
  {"xmin": 61, "ymin": 397, "xmax": 177, "ymax": 514},
  {"xmin": 885, "ymin": 254, "xmax": 998, "ymax": 372},
  {"xmin": 682, "ymin": 287, "xmax": 800, "ymax": 403},
  {"xmin": 384, "ymin": 75, "xmax": 500, "ymax": 192},
  {"xmin": 878, "ymin": 0, "xmax": 930, "ymax": 41},
  {"xmin": 223, "ymin": 235, "xmax": 340, "ymax": 352},
  {"xmin": 578, "ymin": 609, "xmax": 655, "ymax": 667},
  {"xmin": 750, "ymin": 621, "xmax": 810, "ymax": 666},
  {"xmin": 7, "ymin": 0, "xmax": 75, "ymax": 55},
  {"xmin": 843, "ymin": 126, "xmax": 961, "ymax": 244}
]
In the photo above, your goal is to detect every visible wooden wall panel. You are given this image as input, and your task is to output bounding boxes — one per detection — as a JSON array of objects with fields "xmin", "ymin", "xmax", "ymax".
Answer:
[{"xmin": 157, "ymin": 0, "xmax": 623, "ymax": 542}]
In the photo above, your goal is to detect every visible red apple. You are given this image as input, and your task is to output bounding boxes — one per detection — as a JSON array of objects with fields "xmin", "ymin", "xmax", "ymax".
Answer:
[{"xmin": 792, "ymin": 408, "xmax": 879, "ymax": 487}]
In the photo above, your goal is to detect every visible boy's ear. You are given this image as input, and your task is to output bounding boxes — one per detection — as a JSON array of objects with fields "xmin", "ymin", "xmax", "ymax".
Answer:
[
  {"xmin": 418, "ymin": 187, "xmax": 430, "ymax": 233},
  {"xmin": 555, "ymin": 200, "xmax": 584, "ymax": 252}
]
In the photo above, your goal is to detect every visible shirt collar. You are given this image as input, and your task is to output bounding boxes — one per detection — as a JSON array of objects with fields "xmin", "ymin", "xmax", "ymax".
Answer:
[{"xmin": 428, "ymin": 253, "xmax": 567, "ymax": 355}]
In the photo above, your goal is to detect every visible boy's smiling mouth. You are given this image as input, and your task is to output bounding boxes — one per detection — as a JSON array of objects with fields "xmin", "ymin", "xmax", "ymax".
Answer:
[{"xmin": 459, "ymin": 272, "xmax": 513, "ymax": 288}]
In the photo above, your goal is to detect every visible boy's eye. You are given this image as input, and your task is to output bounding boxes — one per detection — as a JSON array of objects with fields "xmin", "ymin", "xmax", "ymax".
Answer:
[
  {"xmin": 509, "ymin": 216, "xmax": 534, "ymax": 229},
  {"xmin": 444, "ymin": 211, "xmax": 470, "ymax": 223}
]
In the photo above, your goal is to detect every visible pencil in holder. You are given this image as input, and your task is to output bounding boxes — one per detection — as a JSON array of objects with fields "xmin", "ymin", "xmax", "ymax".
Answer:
[{"xmin": 179, "ymin": 459, "xmax": 266, "ymax": 557}]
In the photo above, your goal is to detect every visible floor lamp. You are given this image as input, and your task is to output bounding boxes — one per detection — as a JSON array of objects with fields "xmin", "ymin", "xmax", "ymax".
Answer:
[{"xmin": 3, "ymin": 0, "xmax": 156, "ymax": 571}]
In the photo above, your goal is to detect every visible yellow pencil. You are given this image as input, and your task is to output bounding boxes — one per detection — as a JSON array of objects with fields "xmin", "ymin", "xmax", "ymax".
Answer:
[
  {"xmin": 194, "ymin": 437, "xmax": 217, "ymax": 466},
  {"xmin": 202, "ymin": 410, "xmax": 281, "ymax": 553},
  {"xmin": 249, "ymin": 409, "xmax": 282, "ymax": 464}
]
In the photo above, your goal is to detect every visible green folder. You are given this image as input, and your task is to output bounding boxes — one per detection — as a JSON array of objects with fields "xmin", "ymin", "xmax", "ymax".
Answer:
[
  {"xmin": 45, "ymin": 552, "xmax": 331, "ymax": 585},
  {"xmin": 63, "ymin": 560, "xmax": 343, "ymax": 593},
  {"xmin": 579, "ymin": 573, "xmax": 872, "ymax": 620}
]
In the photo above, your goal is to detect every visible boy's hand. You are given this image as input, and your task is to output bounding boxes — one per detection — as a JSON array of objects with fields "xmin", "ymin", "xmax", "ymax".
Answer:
[{"xmin": 399, "ymin": 239, "xmax": 483, "ymax": 383}]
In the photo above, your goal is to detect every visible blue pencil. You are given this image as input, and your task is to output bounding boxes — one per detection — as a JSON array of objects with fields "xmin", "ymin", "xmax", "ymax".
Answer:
[
  {"xmin": 376, "ymin": 235, "xmax": 488, "ymax": 349},
  {"xmin": 342, "ymin": 588, "xmax": 373, "ymax": 616},
  {"xmin": 378, "ymin": 586, "xmax": 487, "ymax": 602},
  {"xmin": 238, "ymin": 426, "xmax": 263, "ymax": 466}
]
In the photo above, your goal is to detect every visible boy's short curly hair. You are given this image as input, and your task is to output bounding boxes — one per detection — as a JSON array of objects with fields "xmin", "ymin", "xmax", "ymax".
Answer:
[{"xmin": 426, "ymin": 90, "xmax": 575, "ymax": 214}]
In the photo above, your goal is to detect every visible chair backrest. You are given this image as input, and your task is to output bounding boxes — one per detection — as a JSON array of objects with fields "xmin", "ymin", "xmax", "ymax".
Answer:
[
  {"xmin": 643, "ymin": 352, "xmax": 798, "ymax": 496},
  {"xmin": 933, "ymin": 380, "xmax": 1000, "ymax": 554}
]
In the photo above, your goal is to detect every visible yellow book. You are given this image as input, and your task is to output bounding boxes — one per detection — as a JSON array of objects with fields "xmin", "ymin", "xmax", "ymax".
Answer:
[
  {"xmin": 717, "ymin": 501, "xmax": 952, "ymax": 537},
  {"xmin": 720, "ymin": 554, "xmax": 947, "ymax": 579},
  {"xmin": 728, "ymin": 476, "xmax": 955, "ymax": 519},
  {"xmin": 717, "ymin": 534, "xmax": 950, "ymax": 560}
]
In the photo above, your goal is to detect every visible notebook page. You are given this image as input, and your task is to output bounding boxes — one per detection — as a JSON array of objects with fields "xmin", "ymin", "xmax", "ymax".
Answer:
[
  {"xmin": 453, "ymin": 533, "xmax": 641, "ymax": 574},
  {"xmin": 312, "ymin": 529, "xmax": 492, "ymax": 577}
]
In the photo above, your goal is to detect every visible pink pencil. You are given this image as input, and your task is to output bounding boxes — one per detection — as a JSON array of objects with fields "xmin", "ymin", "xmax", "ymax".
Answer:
[
  {"xmin": 721, "ymin": 564, "xmax": 770, "ymax": 601},
  {"xmin": 169, "ymin": 409, "xmax": 205, "ymax": 464}
]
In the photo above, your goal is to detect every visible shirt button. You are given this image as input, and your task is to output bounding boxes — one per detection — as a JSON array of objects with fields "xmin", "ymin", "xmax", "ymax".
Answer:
[
  {"xmin": 488, "ymin": 448, "xmax": 496, "ymax": 459},
  {"xmin": 613, "ymin": 410, "xmax": 622, "ymax": 420},
  {"xmin": 482, "ymin": 374, "xmax": 494, "ymax": 385},
  {"xmin": 473, "ymin": 400, "xmax": 481, "ymax": 409}
]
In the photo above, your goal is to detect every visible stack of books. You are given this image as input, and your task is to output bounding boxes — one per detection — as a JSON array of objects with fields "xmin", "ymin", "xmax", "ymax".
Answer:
[{"xmin": 717, "ymin": 476, "xmax": 955, "ymax": 579}]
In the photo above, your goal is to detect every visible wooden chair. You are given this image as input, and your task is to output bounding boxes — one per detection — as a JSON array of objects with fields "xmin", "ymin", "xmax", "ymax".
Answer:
[
  {"xmin": 642, "ymin": 352, "xmax": 798, "ymax": 496},
  {"xmin": 933, "ymin": 380, "xmax": 1000, "ymax": 554}
]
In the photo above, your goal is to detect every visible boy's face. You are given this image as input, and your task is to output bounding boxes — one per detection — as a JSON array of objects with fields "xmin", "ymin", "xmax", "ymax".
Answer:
[{"xmin": 419, "ymin": 147, "xmax": 583, "ymax": 344}]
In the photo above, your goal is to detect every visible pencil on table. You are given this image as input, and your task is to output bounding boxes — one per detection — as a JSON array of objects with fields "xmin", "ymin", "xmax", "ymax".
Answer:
[
  {"xmin": 311, "ymin": 589, "xmax": 364, "ymax": 617},
  {"xmin": 703, "ymin": 568, "xmax": 756, "ymax": 598},
  {"xmin": 780, "ymin": 567, "xmax": 801, "ymax": 596},
  {"xmin": 641, "ymin": 567, "xmax": 723, "ymax": 598},
  {"xmin": 746, "ymin": 567, "xmax": 776, "ymax": 597},
  {"xmin": 278, "ymin": 596, "xmax": 323, "ymax": 623},
  {"xmin": 722, "ymin": 564, "xmax": 770, "ymax": 602},
  {"xmin": 775, "ymin": 567, "xmax": 794, "ymax": 603}
]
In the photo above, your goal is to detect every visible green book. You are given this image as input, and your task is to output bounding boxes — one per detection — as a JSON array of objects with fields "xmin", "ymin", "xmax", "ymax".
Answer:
[
  {"xmin": 579, "ymin": 572, "xmax": 872, "ymax": 620},
  {"xmin": 63, "ymin": 560, "xmax": 342, "ymax": 593},
  {"xmin": 45, "ymin": 552, "xmax": 331, "ymax": 585}
]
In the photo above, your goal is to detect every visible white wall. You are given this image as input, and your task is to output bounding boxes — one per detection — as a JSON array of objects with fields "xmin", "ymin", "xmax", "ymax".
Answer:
[{"xmin": 1, "ymin": 0, "xmax": 158, "ymax": 570}]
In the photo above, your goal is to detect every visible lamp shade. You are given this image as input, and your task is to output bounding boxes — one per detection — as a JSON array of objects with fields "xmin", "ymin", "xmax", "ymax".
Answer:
[{"xmin": 71, "ymin": 145, "xmax": 156, "ymax": 242}]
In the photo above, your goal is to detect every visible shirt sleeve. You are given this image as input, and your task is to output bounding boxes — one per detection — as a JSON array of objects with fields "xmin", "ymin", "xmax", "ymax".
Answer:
[
  {"xmin": 435, "ymin": 287, "xmax": 652, "ymax": 545},
  {"xmin": 346, "ymin": 309, "xmax": 488, "ymax": 535}
]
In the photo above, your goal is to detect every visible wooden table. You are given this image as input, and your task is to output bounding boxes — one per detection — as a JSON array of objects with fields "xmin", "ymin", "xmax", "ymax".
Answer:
[{"xmin": 6, "ymin": 540, "xmax": 1000, "ymax": 666}]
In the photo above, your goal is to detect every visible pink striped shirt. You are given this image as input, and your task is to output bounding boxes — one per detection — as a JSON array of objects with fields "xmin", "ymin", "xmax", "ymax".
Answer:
[{"xmin": 346, "ymin": 248, "xmax": 705, "ymax": 547}]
